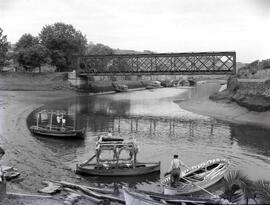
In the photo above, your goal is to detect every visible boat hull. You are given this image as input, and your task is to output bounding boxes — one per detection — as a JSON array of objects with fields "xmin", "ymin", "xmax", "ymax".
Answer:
[
  {"xmin": 123, "ymin": 188, "xmax": 216, "ymax": 205},
  {"xmin": 161, "ymin": 158, "xmax": 229, "ymax": 195},
  {"xmin": 76, "ymin": 162, "xmax": 160, "ymax": 176},
  {"xmin": 123, "ymin": 188, "xmax": 165, "ymax": 205},
  {"xmin": 30, "ymin": 126, "xmax": 85, "ymax": 139},
  {"xmin": 112, "ymin": 83, "xmax": 128, "ymax": 92}
]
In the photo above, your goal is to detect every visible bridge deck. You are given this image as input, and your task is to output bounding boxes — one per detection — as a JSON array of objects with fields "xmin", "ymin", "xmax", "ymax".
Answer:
[{"xmin": 77, "ymin": 51, "xmax": 236, "ymax": 75}]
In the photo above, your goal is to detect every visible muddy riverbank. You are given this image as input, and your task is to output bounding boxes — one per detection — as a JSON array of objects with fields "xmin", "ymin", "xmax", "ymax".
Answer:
[
  {"xmin": 0, "ymin": 79, "xmax": 270, "ymax": 195},
  {"xmin": 0, "ymin": 90, "xmax": 85, "ymax": 194},
  {"xmin": 176, "ymin": 84, "xmax": 270, "ymax": 130}
]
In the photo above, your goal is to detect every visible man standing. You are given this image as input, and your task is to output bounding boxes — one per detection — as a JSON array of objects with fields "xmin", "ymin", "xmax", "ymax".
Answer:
[{"xmin": 166, "ymin": 154, "xmax": 188, "ymax": 187}]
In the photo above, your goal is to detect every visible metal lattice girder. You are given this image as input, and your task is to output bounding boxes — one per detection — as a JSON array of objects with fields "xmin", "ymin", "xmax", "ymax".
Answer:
[{"xmin": 77, "ymin": 51, "xmax": 236, "ymax": 75}]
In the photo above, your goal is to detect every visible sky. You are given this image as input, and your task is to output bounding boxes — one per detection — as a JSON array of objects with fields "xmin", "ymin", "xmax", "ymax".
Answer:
[{"xmin": 1, "ymin": 0, "xmax": 270, "ymax": 63}]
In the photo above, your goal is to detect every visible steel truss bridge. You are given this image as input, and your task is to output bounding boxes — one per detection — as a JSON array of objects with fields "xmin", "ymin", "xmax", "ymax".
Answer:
[{"xmin": 77, "ymin": 51, "xmax": 236, "ymax": 76}]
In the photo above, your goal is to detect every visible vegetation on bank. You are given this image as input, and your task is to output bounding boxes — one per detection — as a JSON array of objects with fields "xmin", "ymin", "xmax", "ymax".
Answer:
[
  {"xmin": 210, "ymin": 60, "xmax": 270, "ymax": 111},
  {"xmin": 0, "ymin": 23, "xmax": 155, "ymax": 73},
  {"xmin": 221, "ymin": 170, "xmax": 270, "ymax": 204},
  {"xmin": 0, "ymin": 72, "xmax": 70, "ymax": 91},
  {"xmin": 0, "ymin": 23, "xmax": 115, "ymax": 72}
]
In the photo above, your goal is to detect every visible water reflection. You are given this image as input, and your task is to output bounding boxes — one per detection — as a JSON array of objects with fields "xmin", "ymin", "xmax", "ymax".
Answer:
[
  {"xmin": 230, "ymin": 124, "xmax": 270, "ymax": 158},
  {"xmin": 27, "ymin": 85, "xmax": 270, "ymax": 190}
]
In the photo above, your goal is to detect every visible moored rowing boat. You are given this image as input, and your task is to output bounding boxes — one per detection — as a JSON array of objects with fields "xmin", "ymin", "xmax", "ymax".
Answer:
[
  {"xmin": 161, "ymin": 158, "xmax": 230, "ymax": 195},
  {"xmin": 76, "ymin": 135, "xmax": 160, "ymax": 176},
  {"xmin": 30, "ymin": 125, "xmax": 85, "ymax": 139},
  {"xmin": 123, "ymin": 187, "xmax": 225, "ymax": 205}
]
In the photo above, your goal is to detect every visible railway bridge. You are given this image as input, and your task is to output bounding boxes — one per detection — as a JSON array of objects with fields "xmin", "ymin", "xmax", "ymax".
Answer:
[
  {"xmin": 70, "ymin": 51, "xmax": 236, "ymax": 89},
  {"xmin": 77, "ymin": 51, "xmax": 236, "ymax": 76}
]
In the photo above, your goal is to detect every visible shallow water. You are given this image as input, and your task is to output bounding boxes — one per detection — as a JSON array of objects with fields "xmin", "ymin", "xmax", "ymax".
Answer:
[{"xmin": 24, "ymin": 84, "xmax": 270, "ymax": 193}]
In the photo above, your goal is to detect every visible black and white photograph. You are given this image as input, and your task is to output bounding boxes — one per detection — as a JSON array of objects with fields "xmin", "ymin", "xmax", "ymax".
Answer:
[{"xmin": 0, "ymin": 0, "xmax": 270, "ymax": 204}]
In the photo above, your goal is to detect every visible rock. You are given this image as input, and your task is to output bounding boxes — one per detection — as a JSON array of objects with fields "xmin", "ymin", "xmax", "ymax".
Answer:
[
  {"xmin": 0, "ymin": 147, "xmax": 5, "ymax": 158},
  {"xmin": 0, "ymin": 166, "xmax": 20, "ymax": 181},
  {"xmin": 4, "ymin": 172, "xmax": 20, "ymax": 181},
  {"xmin": 39, "ymin": 181, "xmax": 62, "ymax": 194},
  {"xmin": 209, "ymin": 90, "xmax": 233, "ymax": 103},
  {"xmin": 232, "ymin": 95, "xmax": 270, "ymax": 112},
  {"xmin": 227, "ymin": 75, "xmax": 239, "ymax": 92},
  {"xmin": 63, "ymin": 193, "xmax": 81, "ymax": 205}
]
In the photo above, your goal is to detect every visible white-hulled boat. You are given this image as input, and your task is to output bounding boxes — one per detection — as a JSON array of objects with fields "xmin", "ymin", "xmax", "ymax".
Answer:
[
  {"xmin": 123, "ymin": 188, "xmax": 167, "ymax": 205},
  {"xmin": 161, "ymin": 158, "xmax": 230, "ymax": 195},
  {"xmin": 123, "ymin": 187, "xmax": 223, "ymax": 205},
  {"xmin": 112, "ymin": 83, "xmax": 128, "ymax": 92}
]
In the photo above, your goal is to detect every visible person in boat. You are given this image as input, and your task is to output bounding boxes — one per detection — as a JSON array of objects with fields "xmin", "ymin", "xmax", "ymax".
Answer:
[
  {"xmin": 107, "ymin": 130, "xmax": 113, "ymax": 137},
  {"xmin": 56, "ymin": 115, "xmax": 61, "ymax": 124},
  {"xmin": 166, "ymin": 154, "xmax": 189, "ymax": 187},
  {"xmin": 62, "ymin": 118, "xmax": 66, "ymax": 127}
]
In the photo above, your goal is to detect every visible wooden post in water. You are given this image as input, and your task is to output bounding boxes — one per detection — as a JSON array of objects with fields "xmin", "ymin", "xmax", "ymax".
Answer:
[
  {"xmin": 61, "ymin": 113, "xmax": 64, "ymax": 129},
  {"xmin": 36, "ymin": 112, "xmax": 39, "ymax": 128},
  {"xmin": 130, "ymin": 119, "xmax": 133, "ymax": 133},
  {"xmin": 150, "ymin": 119, "xmax": 152, "ymax": 135},
  {"xmin": 118, "ymin": 117, "xmax": 120, "ymax": 133},
  {"xmin": 135, "ymin": 119, "xmax": 138, "ymax": 133},
  {"xmin": 49, "ymin": 112, "xmax": 53, "ymax": 130}
]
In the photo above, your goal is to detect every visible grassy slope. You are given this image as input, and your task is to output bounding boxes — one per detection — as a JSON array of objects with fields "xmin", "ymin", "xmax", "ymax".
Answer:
[{"xmin": 0, "ymin": 72, "xmax": 70, "ymax": 91}]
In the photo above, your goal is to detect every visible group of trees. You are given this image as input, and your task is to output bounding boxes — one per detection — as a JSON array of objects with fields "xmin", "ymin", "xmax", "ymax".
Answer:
[
  {"xmin": 0, "ymin": 23, "xmax": 114, "ymax": 72},
  {"xmin": 0, "ymin": 28, "xmax": 8, "ymax": 69}
]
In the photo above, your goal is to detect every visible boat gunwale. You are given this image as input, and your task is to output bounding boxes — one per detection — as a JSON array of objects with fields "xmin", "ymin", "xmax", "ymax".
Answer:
[
  {"xmin": 76, "ymin": 161, "xmax": 161, "ymax": 176},
  {"xmin": 161, "ymin": 158, "xmax": 230, "ymax": 194}
]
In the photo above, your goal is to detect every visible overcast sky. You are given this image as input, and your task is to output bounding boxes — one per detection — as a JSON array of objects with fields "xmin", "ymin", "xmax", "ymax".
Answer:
[{"xmin": 1, "ymin": 0, "xmax": 270, "ymax": 62}]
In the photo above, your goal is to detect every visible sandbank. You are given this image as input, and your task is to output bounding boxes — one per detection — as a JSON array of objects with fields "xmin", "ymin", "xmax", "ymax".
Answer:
[{"xmin": 176, "ymin": 96, "xmax": 270, "ymax": 130}]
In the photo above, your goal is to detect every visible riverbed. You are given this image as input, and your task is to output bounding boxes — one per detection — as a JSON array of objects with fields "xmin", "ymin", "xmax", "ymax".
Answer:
[{"xmin": 0, "ymin": 83, "xmax": 270, "ymax": 195}]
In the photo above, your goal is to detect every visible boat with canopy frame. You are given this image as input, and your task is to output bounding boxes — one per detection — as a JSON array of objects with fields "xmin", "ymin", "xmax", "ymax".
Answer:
[
  {"xmin": 29, "ymin": 110, "xmax": 85, "ymax": 139},
  {"xmin": 76, "ymin": 135, "xmax": 160, "ymax": 176}
]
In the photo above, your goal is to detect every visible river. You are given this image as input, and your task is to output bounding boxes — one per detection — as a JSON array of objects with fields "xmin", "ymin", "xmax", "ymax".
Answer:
[{"xmin": 26, "ymin": 83, "xmax": 270, "ymax": 193}]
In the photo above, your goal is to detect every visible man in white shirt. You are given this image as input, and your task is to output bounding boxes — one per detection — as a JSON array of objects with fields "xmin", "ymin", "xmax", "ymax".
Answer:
[
  {"xmin": 167, "ymin": 154, "xmax": 188, "ymax": 187},
  {"xmin": 107, "ymin": 130, "xmax": 113, "ymax": 137}
]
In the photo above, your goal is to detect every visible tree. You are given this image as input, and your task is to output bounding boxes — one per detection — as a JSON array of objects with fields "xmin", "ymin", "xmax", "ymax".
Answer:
[
  {"xmin": 0, "ymin": 27, "xmax": 8, "ymax": 69},
  {"xmin": 16, "ymin": 44, "xmax": 50, "ymax": 72},
  {"xmin": 15, "ymin": 34, "xmax": 39, "ymax": 50},
  {"xmin": 83, "ymin": 43, "xmax": 114, "ymax": 72},
  {"xmin": 39, "ymin": 22, "xmax": 87, "ymax": 71},
  {"xmin": 86, "ymin": 43, "xmax": 113, "ymax": 55},
  {"xmin": 15, "ymin": 33, "xmax": 50, "ymax": 72}
]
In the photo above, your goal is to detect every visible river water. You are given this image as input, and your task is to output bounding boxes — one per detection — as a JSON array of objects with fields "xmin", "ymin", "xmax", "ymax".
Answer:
[{"xmin": 26, "ymin": 83, "xmax": 270, "ymax": 193}]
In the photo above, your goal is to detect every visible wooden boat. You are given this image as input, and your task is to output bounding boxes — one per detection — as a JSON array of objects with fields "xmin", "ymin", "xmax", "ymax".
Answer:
[
  {"xmin": 30, "ymin": 125, "xmax": 85, "ymax": 139},
  {"xmin": 123, "ymin": 187, "xmax": 222, "ymax": 205},
  {"xmin": 29, "ymin": 110, "xmax": 85, "ymax": 139},
  {"xmin": 123, "ymin": 188, "xmax": 167, "ymax": 205},
  {"xmin": 161, "ymin": 158, "xmax": 230, "ymax": 195},
  {"xmin": 76, "ymin": 136, "xmax": 160, "ymax": 176},
  {"xmin": 145, "ymin": 81, "xmax": 163, "ymax": 89},
  {"xmin": 112, "ymin": 83, "xmax": 128, "ymax": 92}
]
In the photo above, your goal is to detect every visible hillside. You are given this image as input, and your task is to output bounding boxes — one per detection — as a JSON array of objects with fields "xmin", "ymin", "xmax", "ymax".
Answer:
[
  {"xmin": 210, "ymin": 59, "xmax": 270, "ymax": 111},
  {"xmin": 113, "ymin": 48, "xmax": 155, "ymax": 54}
]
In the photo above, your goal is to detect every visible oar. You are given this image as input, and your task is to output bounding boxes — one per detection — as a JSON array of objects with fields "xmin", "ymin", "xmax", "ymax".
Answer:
[
  {"xmin": 181, "ymin": 177, "xmax": 219, "ymax": 199},
  {"xmin": 164, "ymin": 162, "xmax": 219, "ymax": 199},
  {"xmin": 81, "ymin": 154, "xmax": 96, "ymax": 166}
]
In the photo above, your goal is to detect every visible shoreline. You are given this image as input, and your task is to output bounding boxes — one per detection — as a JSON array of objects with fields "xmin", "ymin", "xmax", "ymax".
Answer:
[
  {"xmin": 0, "ymin": 90, "xmax": 85, "ymax": 194},
  {"xmin": 176, "ymin": 96, "xmax": 270, "ymax": 130},
  {"xmin": 1, "ymin": 86, "xmax": 270, "ymax": 194}
]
